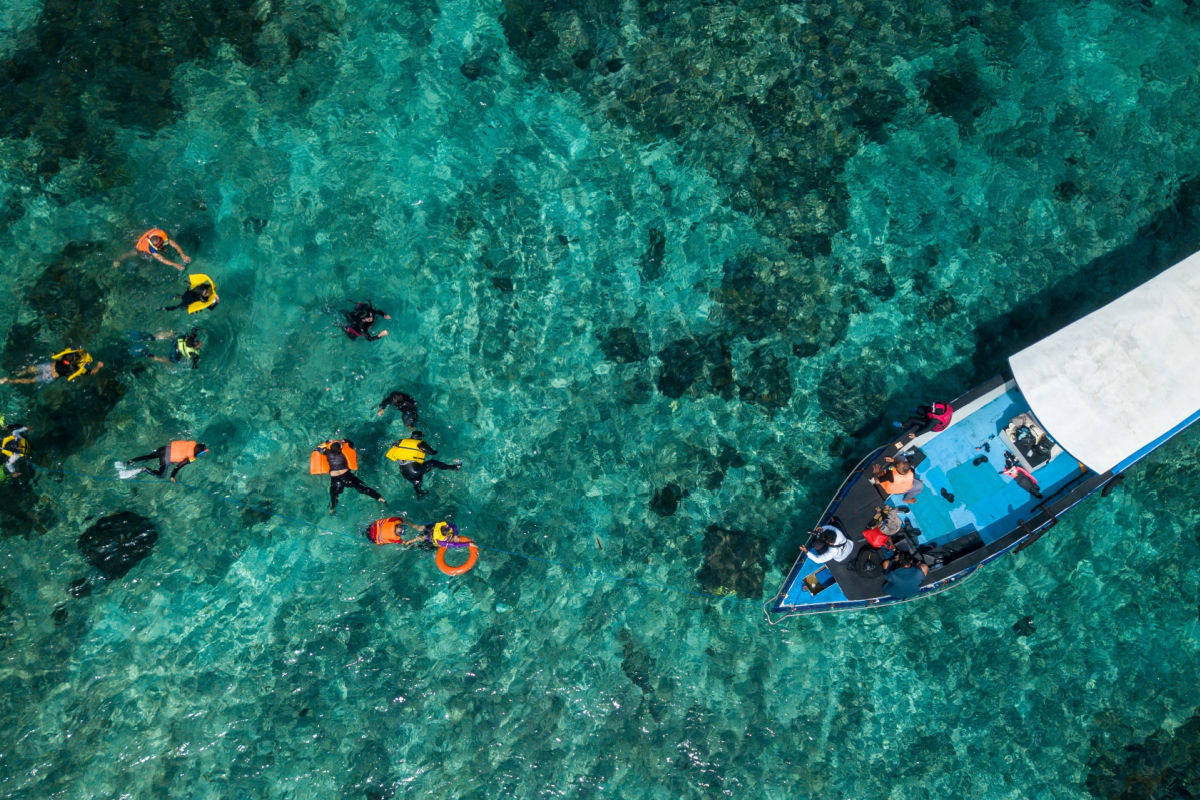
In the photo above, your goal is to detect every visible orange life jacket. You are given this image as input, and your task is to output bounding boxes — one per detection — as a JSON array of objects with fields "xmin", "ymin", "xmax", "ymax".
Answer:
[
  {"xmin": 368, "ymin": 517, "xmax": 404, "ymax": 545},
  {"xmin": 309, "ymin": 440, "xmax": 358, "ymax": 474},
  {"xmin": 879, "ymin": 468, "xmax": 915, "ymax": 495},
  {"xmin": 168, "ymin": 440, "xmax": 198, "ymax": 463},
  {"xmin": 136, "ymin": 228, "xmax": 169, "ymax": 254}
]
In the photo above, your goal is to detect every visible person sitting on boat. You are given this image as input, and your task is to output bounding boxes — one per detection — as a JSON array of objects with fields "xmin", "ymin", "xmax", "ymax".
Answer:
[
  {"xmin": 862, "ymin": 507, "xmax": 901, "ymax": 556},
  {"xmin": 881, "ymin": 551, "xmax": 929, "ymax": 599},
  {"xmin": 798, "ymin": 524, "xmax": 854, "ymax": 564},
  {"xmin": 871, "ymin": 456, "xmax": 923, "ymax": 503},
  {"xmin": 898, "ymin": 401, "xmax": 954, "ymax": 442},
  {"xmin": 1002, "ymin": 451, "xmax": 1043, "ymax": 499}
]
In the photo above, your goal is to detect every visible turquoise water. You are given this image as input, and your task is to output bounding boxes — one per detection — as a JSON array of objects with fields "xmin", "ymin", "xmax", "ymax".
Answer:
[{"xmin": 1, "ymin": 0, "xmax": 1199, "ymax": 796}]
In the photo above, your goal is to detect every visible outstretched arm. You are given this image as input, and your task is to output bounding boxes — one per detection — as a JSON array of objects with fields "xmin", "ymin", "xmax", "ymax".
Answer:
[
  {"xmin": 152, "ymin": 252, "xmax": 186, "ymax": 270},
  {"xmin": 166, "ymin": 239, "xmax": 191, "ymax": 264}
]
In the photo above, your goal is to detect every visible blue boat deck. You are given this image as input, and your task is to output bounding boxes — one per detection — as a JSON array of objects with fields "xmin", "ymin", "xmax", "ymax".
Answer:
[{"xmin": 905, "ymin": 388, "xmax": 1085, "ymax": 549}]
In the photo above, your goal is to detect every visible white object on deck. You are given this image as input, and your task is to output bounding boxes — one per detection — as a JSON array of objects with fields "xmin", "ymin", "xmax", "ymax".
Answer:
[{"xmin": 1009, "ymin": 249, "xmax": 1200, "ymax": 474}]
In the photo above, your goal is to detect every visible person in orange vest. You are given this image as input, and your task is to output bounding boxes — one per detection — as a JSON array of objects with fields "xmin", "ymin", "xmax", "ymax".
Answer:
[
  {"xmin": 115, "ymin": 228, "xmax": 192, "ymax": 270},
  {"xmin": 125, "ymin": 440, "xmax": 208, "ymax": 481},
  {"xmin": 871, "ymin": 455, "xmax": 923, "ymax": 503},
  {"xmin": 312, "ymin": 439, "xmax": 385, "ymax": 513}
]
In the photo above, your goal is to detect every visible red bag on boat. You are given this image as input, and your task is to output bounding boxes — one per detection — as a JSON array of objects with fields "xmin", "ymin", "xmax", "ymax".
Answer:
[{"xmin": 863, "ymin": 528, "xmax": 890, "ymax": 549}]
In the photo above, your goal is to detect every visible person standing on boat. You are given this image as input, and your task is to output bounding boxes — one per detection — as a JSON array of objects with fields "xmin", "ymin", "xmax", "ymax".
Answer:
[
  {"xmin": 872, "ymin": 456, "xmax": 924, "ymax": 503},
  {"xmin": 881, "ymin": 551, "xmax": 929, "ymax": 599},
  {"xmin": 798, "ymin": 524, "xmax": 854, "ymax": 564}
]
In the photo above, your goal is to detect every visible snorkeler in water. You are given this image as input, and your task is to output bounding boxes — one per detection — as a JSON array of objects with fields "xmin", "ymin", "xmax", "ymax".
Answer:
[
  {"xmin": 115, "ymin": 228, "xmax": 192, "ymax": 271},
  {"xmin": 343, "ymin": 302, "xmax": 390, "ymax": 341},
  {"xmin": 129, "ymin": 329, "xmax": 203, "ymax": 369},
  {"xmin": 312, "ymin": 439, "xmax": 386, "ymax": 513},
  {"xmin": 377, "ymin": 390, "xmax": 419, "ymax": 427},
  {"xmin": 124, "ymin": 441, "xmax": 208, "ymax": 482},
  {"xmin": 384, "ymin": 431, "xmax": 461, "ymax": 498},
  {"xmin": 164, "ymin": 275, "xmax": 218, "ymax": 314},
  {"xmin": 0, "ymin": 348, "xmax": 104, "ymax": 385}
]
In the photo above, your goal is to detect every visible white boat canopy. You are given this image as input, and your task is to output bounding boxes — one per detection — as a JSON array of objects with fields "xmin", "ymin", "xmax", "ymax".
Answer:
[{"xmin": 1008, "ymin": 249, "xmax": 1200, "ymax": 474}]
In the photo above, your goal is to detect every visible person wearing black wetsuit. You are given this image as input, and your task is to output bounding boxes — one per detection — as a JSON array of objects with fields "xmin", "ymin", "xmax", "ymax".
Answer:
[
  {"xmin": 389, "ymin": 431, "xmax": 461, "ymax": 498},
  {"xmin": 319, "ymin": 439, "xmax": 385, "ymax": 512},
  {"xmin": 377, "ymin": 390, "xmax": 419, "ymax": 427},
  {"xmin": 128, "ymin": 441, "xmax": 208, "ymax": 481},
  {"xmin": 164, "ymin": 284, "xmax": 214, "ymax": 312},
  {"xmin": 343, "ymin": 302, "xmax": 390, "ymax": 341}
]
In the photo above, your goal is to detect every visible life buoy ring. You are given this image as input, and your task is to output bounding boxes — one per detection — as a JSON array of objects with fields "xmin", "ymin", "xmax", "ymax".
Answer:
[{"xmin": 435, "ymin": 540, "xmax": 478, "ymax": 576}]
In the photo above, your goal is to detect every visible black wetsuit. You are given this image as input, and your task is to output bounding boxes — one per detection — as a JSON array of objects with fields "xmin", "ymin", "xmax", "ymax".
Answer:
[
  {"xmin": 165, "ymin": 287, "xmax": 212, "ymax": 312},
  {"xmin": 343, "ymin": 302, "xmax": 387, "ymax": 341},
  {"xmin": 129, "ymin": 446, "xmax": 194, "ymax": 479},
  {"xmin": 379, "ymin": 391, "xmax": 419, "ymax": 427},
  {"xmin": 397, "ymin": 439, "xmax": 460, "ymax": 498},
  {"xmin": 320, "ymin": 442, "xmax": 384, "ymax": 509}
]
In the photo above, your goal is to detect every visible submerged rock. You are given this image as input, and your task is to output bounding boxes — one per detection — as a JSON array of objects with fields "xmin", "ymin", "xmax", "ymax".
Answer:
[
  {"xmin": 597, "ymin": 326, "xmax": 647, "ymax": 363},
  {"xmin": 650, "ymin": 482, "xmax": 687, "ymax": 517},
  {"xmin": 696, "ymin": 525, "xmax": 768, "ymax": 599},
  {"xmin": 77, "ymin": 511, "xmax": 159, "ymax": 579}
]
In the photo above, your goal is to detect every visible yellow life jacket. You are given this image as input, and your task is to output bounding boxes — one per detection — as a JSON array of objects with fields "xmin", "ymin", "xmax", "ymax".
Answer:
[
  {"xmin": 0, "ymin": 434, "xmax": 28, "ymax": 459},
  {"xmin": 385, "ymin": 438, "xmax": 426, "ymax": 463},
  {"xmin": 50, "ymin": 348, "xmax": 93, "ymax": 381},
  {"xmin": 176, "ymin": 337, "xmax": 200, "ymax": 360},
  {"xmin": 186, "ymin": 274, "xmax": 219, "ymax": 314},
  {"xmin": 431, "ymin": 521, "xmax": 455, "ymax": 546}
]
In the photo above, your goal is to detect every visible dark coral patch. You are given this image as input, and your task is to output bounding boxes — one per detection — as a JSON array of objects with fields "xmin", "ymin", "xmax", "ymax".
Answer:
[
  {"xmin": 77, "ymin": 511, "xmax": 159, "ymax": 579},
  {"xmin": 696, "ymin": 526, "xmax": 768, "ymax": 599}
]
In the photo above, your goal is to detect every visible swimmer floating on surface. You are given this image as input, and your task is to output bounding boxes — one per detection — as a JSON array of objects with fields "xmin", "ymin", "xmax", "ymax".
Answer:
[
  {"xmin": 342, "ymin": 301, "xmax": 390, "ymax": 341},
  {"xmin": 0, "ymin": 348, "xmax": 103, "ymax": 385},
  {"xmin": 385, "ymin": 431, "xmax": 461, "ymax": 499},
  {"xmin": 164, "ymin": 275, "xmax": 219, "ymax": 314},
  {"xmin": 311, "ymin": 439, "xmax": 385, "ymax": 514},
  {"xmin": 122, "ymin": 440, "xmax": 208, "ymax": 482},
  {"xmin": 376, "ymin": 390, "xmax": 419, "ymax": 427},
  {"xmin": 115, "ymin": 228, "xmax": 192, "ymax": 271}
]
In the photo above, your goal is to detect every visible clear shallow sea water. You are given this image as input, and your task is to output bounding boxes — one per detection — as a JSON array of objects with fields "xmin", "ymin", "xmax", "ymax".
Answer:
[{"xmin": 1, "ymin": 0, "xmax": 1199, "ymax": 797}]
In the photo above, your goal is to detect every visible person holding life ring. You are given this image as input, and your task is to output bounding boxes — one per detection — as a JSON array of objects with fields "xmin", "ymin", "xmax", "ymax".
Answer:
[
  {"xmin": 384, "ymin": 519, "xmax": 478, "ymax": 575},
  {"xmin": 115, "ymin": 228, "xmax": 192, "ymax": 270}
]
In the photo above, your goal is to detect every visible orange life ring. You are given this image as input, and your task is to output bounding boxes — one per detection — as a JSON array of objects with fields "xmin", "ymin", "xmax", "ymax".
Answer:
[{"xmin": 435, "ymin": 540, "xmax": 478, "ymax": 576}]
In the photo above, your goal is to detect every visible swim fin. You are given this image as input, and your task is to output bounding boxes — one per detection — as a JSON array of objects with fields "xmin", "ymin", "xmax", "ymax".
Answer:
[
  {"xmin": 115, "ymin": 462, "xmax": 142, "ymax": 480},
  {"xmin": 940, "ymin": 487, "xmax": 956, "ymax": 503}
]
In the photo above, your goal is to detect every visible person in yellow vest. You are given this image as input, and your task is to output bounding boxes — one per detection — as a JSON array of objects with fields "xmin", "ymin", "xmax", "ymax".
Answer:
[
  {"xmin": 0, "ymin": 348, "xmax": 103, "ymax": 385},
  {"xmin": 164, "ymin": 275, "xmax": 219, "ymax": 314},
  {"xmin": 871, "ymin": 455, "xmax": 923, "ymax": 503},
  {"xmin": 385, "ymin": 431, "xmax": 461, "ymax": 498},
  {"xmin": 125, "ymin": 440, "xmax": 208, "ymax": 481},
  {"xmin": 115, "ymin": 228, "xmax": 192, "ymax": 270},
  {"xmin": 1, "ymin": 421, "xmax": 30, "ymax": 477}
]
